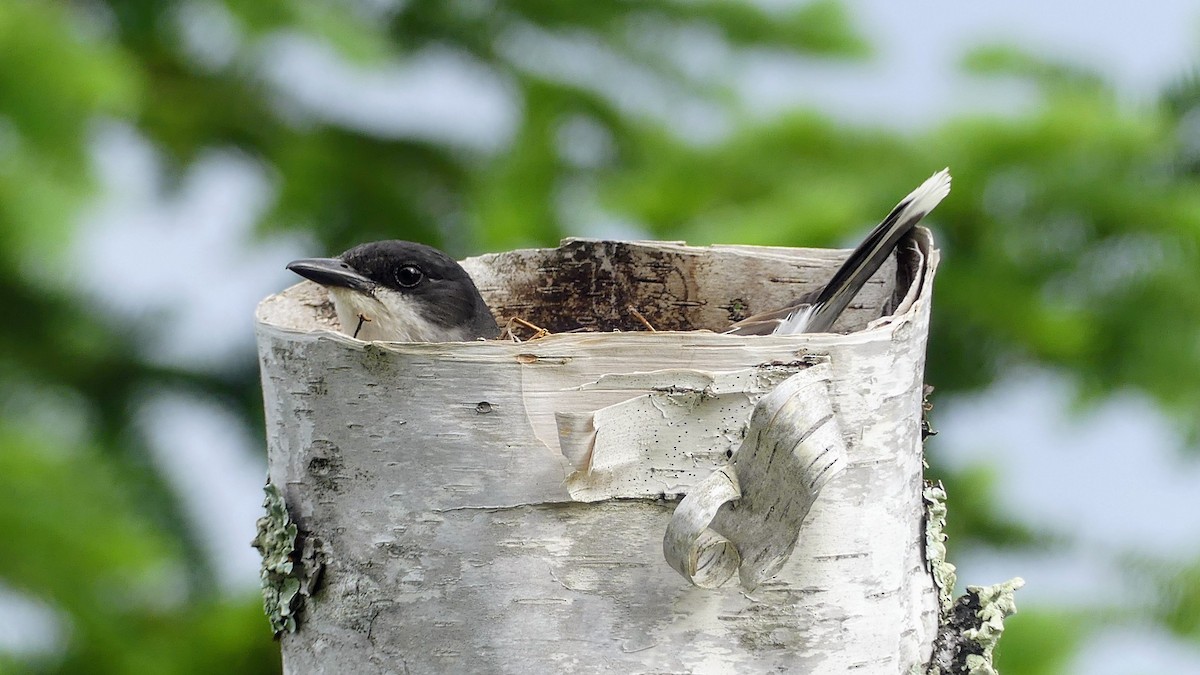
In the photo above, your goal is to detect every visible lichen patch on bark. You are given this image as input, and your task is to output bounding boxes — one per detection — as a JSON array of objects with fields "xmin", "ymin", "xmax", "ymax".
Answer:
[
  {"xmin": 923, "ymin": 481, "xmax": 957, "ymax": 613},
  {"xmin": 252, "ymin": 481, "xmax": 325, "ymax": 636}
]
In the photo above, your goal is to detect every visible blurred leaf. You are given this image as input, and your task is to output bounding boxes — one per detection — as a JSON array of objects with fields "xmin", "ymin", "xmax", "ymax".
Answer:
[
  {"xmin": 0, "ymin": 427, "xmax": 177, "ymax": 608},
  {"xmin": 927, "ymin": 462, "xmax": 1049, "ymax": 549},
  {"xmin": 0, "ymin": 0, "xmax": 140, "ymax": 258},
  {"xmin": 221, "ymin": 0, "xmax": 392, "ymax": 63},
  {"xmin": 45, "ymin": 598, "xmax": 279, "ymax": 675},
  {"xmin": 678, "ymin": 0, "xmax": 870, "ymax": 57},
  {"xmin": 994, "ymin": 608, "xmax": 1090, "ymax": 675},
  {"xmin": 1132, "ymin": 556, "xmax": 1200, "ymax": 641},
  {"xmin": 0, "ymin": 427, "xmax": 278, "ymax": 674},
  {"xmin": 963, "ymin": 44, "xmax": 1106, "ymax": 93}
]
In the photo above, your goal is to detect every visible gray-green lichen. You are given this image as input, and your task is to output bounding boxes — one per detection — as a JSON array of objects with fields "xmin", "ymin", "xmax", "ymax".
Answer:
[
  {"xmin": 252, "ymin": 481, "xmax": 323, "ymax": 636},
  {"xmin": 923, "ymin": 481, "xmax": 957, "ymax": 614},
  {"xmin": 926, "ymin": 577, "xmax": 1025, "ymax": 675},
  {"xmin": 920, "ymin": 477, "xmax": 1023, "ymax": 675},
  {"xmin": 963, "ymin": 578, "xmax": 1025, "ymax": 675}
]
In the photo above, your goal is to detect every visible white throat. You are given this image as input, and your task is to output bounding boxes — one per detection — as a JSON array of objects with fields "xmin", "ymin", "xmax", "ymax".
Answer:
[{"xmin": 326, "ymin": 287, "xmax": 470, "ymax": 342}]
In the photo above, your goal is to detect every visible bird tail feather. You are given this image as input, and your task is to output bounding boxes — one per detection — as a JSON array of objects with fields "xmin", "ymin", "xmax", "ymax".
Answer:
[{"xmin": 781, "ymin": 168, "xmax": 951, "ymax": 334}]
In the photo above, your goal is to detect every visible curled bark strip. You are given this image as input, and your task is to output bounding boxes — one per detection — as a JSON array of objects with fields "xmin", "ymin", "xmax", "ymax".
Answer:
[
  {"xmin": 664, "ymin": 365, "xmax": 847, "ymax": 590},
  {"xmin": 662, "ymin": 466, "xmax": 742, "ymax": 588}
]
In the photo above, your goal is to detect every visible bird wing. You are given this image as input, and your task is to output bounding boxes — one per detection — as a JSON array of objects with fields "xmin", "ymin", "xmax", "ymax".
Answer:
[{"xmin": 724, "ymin": 296, "xmax": 817, "ymax": 336}]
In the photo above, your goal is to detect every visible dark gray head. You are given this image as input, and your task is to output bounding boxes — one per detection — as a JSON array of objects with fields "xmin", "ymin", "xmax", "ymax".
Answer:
[{"xmin": 287, "ymin": 240, "xmax": 498, "ymax": 342}]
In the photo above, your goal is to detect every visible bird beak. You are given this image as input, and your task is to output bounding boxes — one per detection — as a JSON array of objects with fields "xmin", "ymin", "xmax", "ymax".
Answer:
[{"xmin": 286, "ymin": 257, "xmax": 375, "ymax": 293}]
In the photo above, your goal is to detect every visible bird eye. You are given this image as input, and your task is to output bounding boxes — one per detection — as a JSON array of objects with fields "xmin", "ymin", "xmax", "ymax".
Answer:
[{"xmin": 394, "ymin": 265, "xmax": 424, "ymax": 288}]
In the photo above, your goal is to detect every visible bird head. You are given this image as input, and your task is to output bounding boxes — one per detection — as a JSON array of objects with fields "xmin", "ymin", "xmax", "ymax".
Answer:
[{"xmin": 286, "ymin": 240, "xmax": 498, "ymax": 342}]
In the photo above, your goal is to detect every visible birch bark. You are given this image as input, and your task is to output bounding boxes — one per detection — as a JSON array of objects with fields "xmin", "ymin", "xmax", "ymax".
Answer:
[{"xmin": 255, "ymin": 232, "xmax": 949, "ymax": 674}]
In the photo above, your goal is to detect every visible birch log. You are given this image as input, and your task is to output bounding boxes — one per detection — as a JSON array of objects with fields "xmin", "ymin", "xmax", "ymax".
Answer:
[{"xmin": 255, "ymin": 232, "xmax": 940, "ymax": 674}]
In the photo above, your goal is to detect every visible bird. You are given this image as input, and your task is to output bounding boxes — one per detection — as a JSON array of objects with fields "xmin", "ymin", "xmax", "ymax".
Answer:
[
  {"xmin": 286, "ymin": 240, "xmax": 499, "ymax": 342},
  {"xmin": 287, "ymin": 169, "xmax": 949, "ymax": 343},
  {"xmin": 724, "ymin": 168, "xmax": 951, "ymax": 335}
]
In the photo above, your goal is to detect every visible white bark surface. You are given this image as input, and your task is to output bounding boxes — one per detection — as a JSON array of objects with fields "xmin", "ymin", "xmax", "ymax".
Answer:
[{"xmin": 255, "ymin": 233, "xmax": 939, "ymax": 674}]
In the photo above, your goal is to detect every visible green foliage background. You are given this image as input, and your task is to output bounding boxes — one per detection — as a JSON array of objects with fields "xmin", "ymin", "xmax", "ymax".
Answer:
[{"xmin": 2, "ymin": 1, "xmax": 1198, "ymax": 672}]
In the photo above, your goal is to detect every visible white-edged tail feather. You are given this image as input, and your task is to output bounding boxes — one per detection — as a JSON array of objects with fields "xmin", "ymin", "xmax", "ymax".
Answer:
[
  {"xmin": 900, "ymin": 168, "xmax": 951, "ymax": 223},
  {"xmin": 777, "ymin": 167, "xmax": 951, "ymax": 334},
  {"xmin": 777, "ymin": 304, "xmax": 816, "ymax": 334}
]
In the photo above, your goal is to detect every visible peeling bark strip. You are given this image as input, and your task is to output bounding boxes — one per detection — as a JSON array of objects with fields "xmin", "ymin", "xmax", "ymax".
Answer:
[
  {"xmin": 256, "ymin": 233, "xmax": 942, "ymax": 673},
  {"xmin": 555, "ymin": 362, "xmax": 814, "ymax": 501},
  {"xmin": 664, "ymin": 364, "xmax": 848, "ymax": 590}
]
